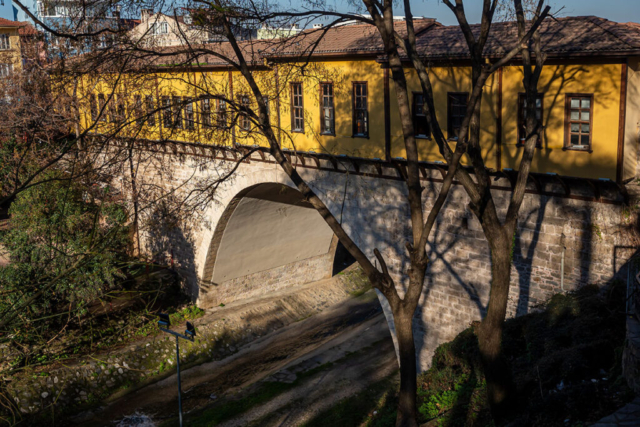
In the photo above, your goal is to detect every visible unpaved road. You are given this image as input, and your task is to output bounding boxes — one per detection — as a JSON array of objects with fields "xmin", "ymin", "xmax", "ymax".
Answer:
[{"xmin": 73, "ymin": 290, "xmax": 397, "ymax": 426}]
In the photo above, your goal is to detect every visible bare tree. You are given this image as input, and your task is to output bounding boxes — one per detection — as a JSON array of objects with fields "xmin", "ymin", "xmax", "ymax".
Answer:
[{"xmin": 6, "ymin": 0, "xmax": 551, "ymax": 425}]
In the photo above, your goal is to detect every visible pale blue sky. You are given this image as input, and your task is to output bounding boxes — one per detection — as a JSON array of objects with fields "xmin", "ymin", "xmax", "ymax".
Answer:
[
  {"xmin": 2, "ymin": 0, "xmax": 639, "ymax": 25},
  {"xmin": 293, "ymin": 0, "xmax": 640, "ymax": 26},
  {"xmin": 413, "ymin": 0, "xmax": 640, "ymax": 25}
]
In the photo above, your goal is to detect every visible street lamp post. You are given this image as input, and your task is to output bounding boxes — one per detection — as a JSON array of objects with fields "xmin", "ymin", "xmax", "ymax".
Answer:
[{"xmin": 158, "ymin": 313, "xmax": 196, "ymax": 427}]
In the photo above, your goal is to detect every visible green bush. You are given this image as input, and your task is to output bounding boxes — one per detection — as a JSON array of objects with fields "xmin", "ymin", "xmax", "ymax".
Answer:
[{"xmin": 0, "ymin": 173, "xmax": 130, "ymax": 346}]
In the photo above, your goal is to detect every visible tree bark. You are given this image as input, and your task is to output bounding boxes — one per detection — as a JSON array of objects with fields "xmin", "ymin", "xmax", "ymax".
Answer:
[
  {"xmin": 477, "ymin": 236, "xmax": 516, "ymax": 422},
  {"xmin": 395, "ymin": 304, "xmax": 419, "ymax": 427}
]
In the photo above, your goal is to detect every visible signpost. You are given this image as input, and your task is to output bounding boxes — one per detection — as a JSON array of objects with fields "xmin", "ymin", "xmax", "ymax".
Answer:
[{"xmin": 158, "ymin": 313, "xmax": 196, "ymax": 427}]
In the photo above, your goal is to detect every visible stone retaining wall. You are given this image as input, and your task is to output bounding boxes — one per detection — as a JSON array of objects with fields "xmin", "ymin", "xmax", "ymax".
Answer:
[
  {"xmin": 199, "ymin": 252, "xmax": 333, "ymax": 308},
  {"xmin": 120, "ymin": 147, "xmax": 637, "ymax": 370},
  {"xmin": 623, "ymin": 316, "xmax": 640, "ymax": 393}
]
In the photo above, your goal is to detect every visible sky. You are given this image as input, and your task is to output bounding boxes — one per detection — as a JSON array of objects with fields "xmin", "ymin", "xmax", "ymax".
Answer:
[
  {"xmin": 313, "ymin": 0, "xmax": 640, "ymax": 25},
  {"xmin": 2, "ymin": 0, "xmax": 639, "ymax": 24}
]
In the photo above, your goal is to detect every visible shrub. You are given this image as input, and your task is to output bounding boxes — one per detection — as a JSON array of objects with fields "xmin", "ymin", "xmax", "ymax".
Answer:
[{"xmin": 0, "ymin": 172, "xmax": 130, "ymax": 347}]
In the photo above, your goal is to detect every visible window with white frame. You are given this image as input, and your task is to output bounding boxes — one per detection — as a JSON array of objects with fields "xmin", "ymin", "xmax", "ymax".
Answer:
[
  {"xmin": 159, "ymin": 22, "xmax": 168, "ymax": 34},
  {"xmin": 0, "ymin": 34, "xmax": 9, "ymax": 50},
  {"xmin": 0, "ymin": 64, "xmax": 14, "ymax": 78}
]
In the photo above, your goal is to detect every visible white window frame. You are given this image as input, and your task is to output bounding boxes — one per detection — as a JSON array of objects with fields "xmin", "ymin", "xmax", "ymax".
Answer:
[
  {"xmin": 0, "ymin": 64, "xmax": 13, "ymax": 78},
  {"xmin": 0, "ymin": 34, "xmax": 10, "ymax": 51}
]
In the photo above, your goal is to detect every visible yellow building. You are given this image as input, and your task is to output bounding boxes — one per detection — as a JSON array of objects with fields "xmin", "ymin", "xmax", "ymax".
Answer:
[
  {"xmin": 81, "ymin": 16, "xmax": 640, "ymax": 183},
  {"xmin": 0, "ymin": 18, "xmax": 24, "ymax": 77}
]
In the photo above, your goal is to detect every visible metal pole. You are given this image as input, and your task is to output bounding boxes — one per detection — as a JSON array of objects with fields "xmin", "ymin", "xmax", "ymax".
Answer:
[{"xmin": 176, "ymin": 335, "xmax": 183, "ymax": 427}]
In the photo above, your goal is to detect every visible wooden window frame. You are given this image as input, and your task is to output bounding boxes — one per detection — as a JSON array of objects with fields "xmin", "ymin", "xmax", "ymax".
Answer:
[
  {"xmin": 319, "ymin": 82, "xmax": 335, "ymax": 136},
  {"xmin": 115, "ymin": 94, "xmax": 125, "ymax": 123},
  {"xmin": 0, "ymin": 34, "xmax": 9, "ymax": 51},
  {"xmin": 290, "ymin": 82, "xmax": 304, "ymax": 133},
  {"xmin": 172, "ymin": 96, "xmax": 183, "ymax": 129},
  {"xmin": 161, "ymin": 96, "xmax": 172, "ymax": 129},
  {"xmin": 239, "ymin": 94, "xmax": 251, "ymax": 131},
  {"xmin": 97, "ymin": 93, "xmax": 106, "ymax": 122},
  {"xmin": 352, "ymin": 81, "xmax": 368, "ymax": 138},
  {"xmin": 412, "ymin": 91, "xmax": 431, "ymax": 139},
  {"xmin": 564, "ymin": 93, "xmax": 594, "ymax": 152},
  {"xmin": 217, "ymin": 98, "xmax": 227, "ymax": 129},
  {"xmin": 200, "ymin": 97, "xmax": 212, "ymax": 128},
  {"xmin": 134, "ymin": 95, "xmax": 144, "ymax": 126},
  {"xmin": 447, "ymin": 92, "xmax": 469, "ymax": 141},
  {"xmin": 517, "ymin": 92, "xmax": 544, "ymax": 148},
  {"xmin": 184, "ymin": 97, "xmax": 195, "ymax": 130},
  {"xmin": 145, "ymin": 95, "xmax": 156, "ymax": 127},
  {"xmin": 89, "ymin": 94, "xmax": 98, "ymax": 122}
]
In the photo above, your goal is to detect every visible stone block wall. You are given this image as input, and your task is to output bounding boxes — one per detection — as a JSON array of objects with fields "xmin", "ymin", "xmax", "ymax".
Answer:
[
  {"xmin": 198, "ymin": 252, "xmax": 333, "ymax": 307},
  {"xmin": 121, "ymin": 145, "xmax": 636, "ymax": 371}
]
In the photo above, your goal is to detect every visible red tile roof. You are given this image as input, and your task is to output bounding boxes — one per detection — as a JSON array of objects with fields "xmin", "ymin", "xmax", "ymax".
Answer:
[
  {"xmin": 143, "ymin": 16, "xmax": 640, "ymax": 69},
  {"xmin": 18, "ymin": 22, "xmax": 39, "ymax": 37},
  {"xmin": 0, "ymin": 17, "xmax": 24, "ymax": 28},
  {"xmin": 414, "ymin": 16, "xmax": 640, "ymax": 59}
]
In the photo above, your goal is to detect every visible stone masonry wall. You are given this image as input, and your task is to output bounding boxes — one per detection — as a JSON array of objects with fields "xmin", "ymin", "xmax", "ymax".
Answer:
[
  {"xmin": 198, "ymin": 252, "xmax": 333, "ymax": 307},
  {"xmin": 125, "ymin": 147, "xmax": 636, "ymax": 371}
]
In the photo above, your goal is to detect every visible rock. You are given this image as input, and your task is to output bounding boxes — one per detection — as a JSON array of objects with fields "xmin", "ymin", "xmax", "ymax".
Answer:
[
  {"xmin": 41, "ymin": 392, "xmax": 48, "ymax": 399},
  {"xmin": 118, "ymin": 368, "xmax": 124, "ymax": 374},
  {"xmin": 209, "ymin": 394, "xmax": 217, "ymax": 400}
]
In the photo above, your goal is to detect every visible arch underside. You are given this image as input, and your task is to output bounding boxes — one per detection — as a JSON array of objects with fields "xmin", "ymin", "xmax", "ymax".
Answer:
[{"xmin": 199, "ymin": 183, "xmax": 340, "ymax": 308}]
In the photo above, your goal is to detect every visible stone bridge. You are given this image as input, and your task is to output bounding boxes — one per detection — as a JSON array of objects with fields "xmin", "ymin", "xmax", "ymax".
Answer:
[{"xmin": 132, "ymin": 141, "xmax": 635, "ymax": 369}]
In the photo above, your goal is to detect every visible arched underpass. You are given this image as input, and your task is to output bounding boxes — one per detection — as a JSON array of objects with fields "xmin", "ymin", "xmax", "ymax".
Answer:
[
  {"xmin": 76, "ymin": 183, "xmax": 395, "ymax": 427},
  {"xmin": 199, "ymin": 182, "xmax": 355, "ymax": 308}
]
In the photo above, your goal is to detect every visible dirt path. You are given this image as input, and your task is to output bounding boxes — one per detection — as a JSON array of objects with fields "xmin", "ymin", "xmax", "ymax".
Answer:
[
  {"xmin": 73, "ymin": 290, "xmax": 396, "ymax": 426},
  {"xmin": 213, "ymin": 316, "xmax": 398, "ymax": 427}
]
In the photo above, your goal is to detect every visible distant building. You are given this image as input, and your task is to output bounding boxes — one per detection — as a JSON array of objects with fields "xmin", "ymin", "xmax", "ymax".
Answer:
[
  {"xmin": 0, "ymin": 17, "xmax": 24, "ymax": 76},
  {"xmin": 129, "ymin": 9, "xmax": 255, "ymax": 47},
  {"xmin": 129, "ymin": 10, "xmax": 208, "ymax": 48},
  {"xmin": 257, "ymin": 23, "xmax": 303, "ymax": 40}
]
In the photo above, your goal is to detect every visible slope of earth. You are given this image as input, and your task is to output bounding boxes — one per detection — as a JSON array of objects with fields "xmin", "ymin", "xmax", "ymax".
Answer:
[{"xmin": 69, "ymin": 273, "xmax": 397, "ymax": 426}]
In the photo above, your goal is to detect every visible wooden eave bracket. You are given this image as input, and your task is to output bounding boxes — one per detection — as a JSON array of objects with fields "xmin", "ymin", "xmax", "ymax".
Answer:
[
  {"xmin": 552, "ymin": 175, "xmax": 571, "ymax": 197},
  {"xmin": 349, "ymin": 158, "xmax": 361, "ymax": 173},
  {"xmin": 392, "ymin": 160, "xmax": 408, "ymax": 181},
  {"xmin": 528, "ymin": 174, "xmax": 543, "ymax": 194},
  {"xmin": 585, "ymin": 179, "xmax": 601, "ymax": 202}
]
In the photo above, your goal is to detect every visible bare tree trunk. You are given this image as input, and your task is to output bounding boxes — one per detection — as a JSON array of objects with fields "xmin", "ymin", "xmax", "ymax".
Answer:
[
  {"xmin": 395, "ymin": 304, "xmax": 419, "ymax": 427},
  {"xmin": 477, "ymin": 236, "xmax": 516, "ymax": 421}
]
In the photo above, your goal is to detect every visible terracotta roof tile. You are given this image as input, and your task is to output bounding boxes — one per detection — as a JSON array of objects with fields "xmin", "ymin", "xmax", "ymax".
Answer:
[
  {"xmin": 17, "ymin": 22, "xmax": 39, "ymax": 36},
  {"xmin": 0, "ymin": 17, "xmax": 24, "ymax": 28},
  {"xmin": 414, "ymin": 16, "xmax": 640, "ymax": 59},
  {"xmin": 151, "ymin": 16, "xmax": 640, "ymax": 69}
]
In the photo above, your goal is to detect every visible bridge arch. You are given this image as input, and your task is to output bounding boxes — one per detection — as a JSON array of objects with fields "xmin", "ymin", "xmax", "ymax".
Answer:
[{"xmin": 198, "ymin": 182, "xmax": 354, "ymax": 308}]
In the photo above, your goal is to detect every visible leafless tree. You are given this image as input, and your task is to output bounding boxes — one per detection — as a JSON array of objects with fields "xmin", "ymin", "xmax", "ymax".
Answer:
[{"xmin": 6, "ymin": 0, "xmax": 551, "ymax": 425}]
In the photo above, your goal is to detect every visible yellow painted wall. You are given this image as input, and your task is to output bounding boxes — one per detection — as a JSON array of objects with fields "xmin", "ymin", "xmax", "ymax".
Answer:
[
  {"xmin": 78, "ymin": 59, "xmax": 625, "ymax": 181},
  {"xmin": 624, "ymin": 58, "xmax": 640, "ymax": 181},
  {"xmin": 391, "ymin": 66, "xmax": 498, "ymax": 168},
  {"xmin": 0, "ymin": 27, "xmax": 22, "ymax": 73},
  {"xmin": 501, "ymin": 62, "xmax": 622, "ymax": 180}
]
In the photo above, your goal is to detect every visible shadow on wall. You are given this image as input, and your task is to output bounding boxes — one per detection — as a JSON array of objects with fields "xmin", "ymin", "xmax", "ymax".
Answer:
[
  {"xmin": 410, "ymin": 174, "xmax": 632, "ymax": 369},
  {"xmin": 143, "ymin": 196, "xmax": 199, "ymax": 300}
]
